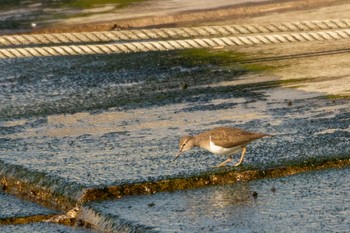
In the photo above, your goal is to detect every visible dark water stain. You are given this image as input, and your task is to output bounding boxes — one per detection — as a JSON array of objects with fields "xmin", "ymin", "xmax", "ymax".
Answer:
[{"xmin": 0, "ymin": 49, "xmax": 275, "ymax": 119}]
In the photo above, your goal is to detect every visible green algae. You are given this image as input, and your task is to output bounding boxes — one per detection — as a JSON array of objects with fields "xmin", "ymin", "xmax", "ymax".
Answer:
[
  {"xmin": 177, "ymin": 48, "xmax": 273, "ymax": 72},
  {"xmin": 322, "ymin": 94, "xmax": 350, "ymax": 100},
  {"xmin": 0, "ymin": 0, "xmax": 22, "ymax": 9}
]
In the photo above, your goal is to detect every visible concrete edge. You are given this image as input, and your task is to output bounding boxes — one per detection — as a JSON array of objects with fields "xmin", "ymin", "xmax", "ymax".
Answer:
[
  {"xmin": 1, "ymin": 155, "xmax": 350, "ymax": 225},
  {"xmin": 0, "ymin": 160, "xmax": 85, "ymax": 211},
  {"xmin": 75, "ymin": 155, "xmax": 350, "ymax": 232},
  {"xmin": 81, "ymin": 155, "xmax": 350, "ymax": 203},
  {"xmin": 78, "ymin": 206, "xmax": 158, "ymax": 233},
  {"xmin": 0, "ymin": 214, "xmax": 56, "ymax": 225}
]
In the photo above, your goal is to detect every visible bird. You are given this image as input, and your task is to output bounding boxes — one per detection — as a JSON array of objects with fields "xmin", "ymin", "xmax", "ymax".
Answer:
[{"xmin": 174, "ymin": 127, "xmax": 270, "ymax": 167}]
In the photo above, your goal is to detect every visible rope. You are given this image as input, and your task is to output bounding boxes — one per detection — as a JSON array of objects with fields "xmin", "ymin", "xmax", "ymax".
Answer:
[
  {"xmin": 1, "ymin": 19, "xmax": 350, "ymax": 47},
  {"xmin": 1, "ymin": 29, "xmax": 350, "ymax": 59}
]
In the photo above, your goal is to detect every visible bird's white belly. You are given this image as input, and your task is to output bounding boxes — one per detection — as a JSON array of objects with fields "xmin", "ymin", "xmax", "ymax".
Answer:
[{"xmin": 209, "ymin": 139, "xmax": 242, "ymax": 156}]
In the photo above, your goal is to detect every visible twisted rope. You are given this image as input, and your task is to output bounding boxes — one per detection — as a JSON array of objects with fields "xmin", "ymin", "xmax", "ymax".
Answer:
[
  {"xmin": 1, "ymin": 19, "xmax": 350, "ymax": 47},
  {"xmin": 1, "ymin": 29, "xmax": 350, "ymax": 59}
]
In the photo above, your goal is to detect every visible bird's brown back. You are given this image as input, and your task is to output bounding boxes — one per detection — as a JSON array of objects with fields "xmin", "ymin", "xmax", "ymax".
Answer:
[{"xmin": 194, "ymin": 127, "xmax": 268, "ymax": 148}]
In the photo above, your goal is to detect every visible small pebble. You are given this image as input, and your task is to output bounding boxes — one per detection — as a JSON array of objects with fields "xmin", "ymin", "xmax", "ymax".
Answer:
[
  {"xmin": 147, "ymin": 202, "xmax": 155, "ymax": 207},
  {"xmin": 181, "ymin": 82, "xmax": 188, "ymax": 90}
]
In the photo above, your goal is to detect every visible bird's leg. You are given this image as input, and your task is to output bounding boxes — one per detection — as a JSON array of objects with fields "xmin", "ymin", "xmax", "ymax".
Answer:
[
  {"xmin": 214, "ymin": 157, "xmax": 233, "ymax": 168},
  {"xmin": 233, "ymin": 146, "xmax": 246, "ymax": 167}
]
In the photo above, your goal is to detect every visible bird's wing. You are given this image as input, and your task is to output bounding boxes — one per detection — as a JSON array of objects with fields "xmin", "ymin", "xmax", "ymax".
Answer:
[{"xmin": 210, "ymin": 127, "xmax": 266, "ymax": 148}]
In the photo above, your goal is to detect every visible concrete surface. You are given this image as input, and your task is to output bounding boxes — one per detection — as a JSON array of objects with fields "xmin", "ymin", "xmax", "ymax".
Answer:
[
  {"xmin": 0, "ymin": 191, "xmax": 56, "ymax": 219},
  {"xmin": 0, "ymin": 191, "xmax": 92, "ymax": 232},
  {"xmin": 0, "ymin": 45, "xmax": 349, "ymax": 191},
  {"xmin": 83, "ymin": 167, "xmax": 350, "ymax": 232},
  {"xmin": 1, "ymin": 0, "xmax": 350, "ymax": 232},
  {"xmin": 0, "ymin": 223, "xmax": 93, "ymax": 233}
]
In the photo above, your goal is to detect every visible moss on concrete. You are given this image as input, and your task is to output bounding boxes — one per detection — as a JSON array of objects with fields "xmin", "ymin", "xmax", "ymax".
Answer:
[{"xmin": 178, "ymin": 49, "xmax": 273, "ymax": 72}]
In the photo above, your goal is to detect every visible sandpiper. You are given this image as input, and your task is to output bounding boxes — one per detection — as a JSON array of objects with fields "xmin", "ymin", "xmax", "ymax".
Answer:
[{"xmin": 174, "ymin": 127, "xmax": 269, "ymax": 167}]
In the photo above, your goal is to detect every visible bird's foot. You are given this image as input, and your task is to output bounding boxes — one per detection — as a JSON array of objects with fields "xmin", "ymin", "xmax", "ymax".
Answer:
[
  {"xmin": 233, "ymin": 161, "xmax": 243, "ymax": 167},
  {"xmin": 213, "ymin": 158, "xmax": 232, "ymax": 168},
  {"xmin": 213, "ymin": 164, "xmax": 226, "ymax": 168}
]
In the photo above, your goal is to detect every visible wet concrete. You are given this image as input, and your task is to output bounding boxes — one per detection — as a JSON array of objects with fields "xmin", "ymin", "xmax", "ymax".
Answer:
[
  {"xmin": 0, "ymin": 191, "xmax": 56, "ymax": 222},
  {"xmin": 0, "ymin": 222, "xmax": 94, "ymax": 233},
  {"xmin": 0, "ymin": 189, "xmax": 91, "ymax": 231},
  {"xmin": 1, "ymin": 1, "xmax": 350, "ymax": 231},
  {"xmin": 83, "ymin": 167, "xmax": 350, "ymax": 232},
  {"xmin": 0, "ymin": 47, "xmax": 349, "ymax": 200}
]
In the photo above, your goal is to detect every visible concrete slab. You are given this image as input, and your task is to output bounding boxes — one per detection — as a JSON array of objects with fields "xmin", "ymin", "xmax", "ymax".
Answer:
[
  {"xmin": 0, "ymin": 223, "xmax": 93, "ymax": 233},
  {"xmin": 0, "ymin": 191, "xmax": 56, "ymax": 220},
  {"xmin": 0, "ymin": 191, "xmax": 91, "ymax": 232},
  {"xmin": 1, "ymin": 1, "xmax": 350, "ymax": 232},
  {"xmin": 0, "ymin": 48, "xmax": 349, "ymax": 200},
  {"xmin": 82, "ymin": 167, "xmax": 350, "ymax": 232}
]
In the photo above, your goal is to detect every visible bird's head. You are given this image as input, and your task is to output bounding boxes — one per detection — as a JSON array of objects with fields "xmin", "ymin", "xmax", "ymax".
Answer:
[{"xmin": 173, "ymin": 135, "xmax": 194, "ymax": 161}]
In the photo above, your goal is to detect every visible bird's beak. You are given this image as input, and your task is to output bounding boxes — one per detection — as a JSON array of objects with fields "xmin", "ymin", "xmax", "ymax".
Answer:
[{"xmin": 173, "ymin": 149, "xmax": 183, "ymax": 161}]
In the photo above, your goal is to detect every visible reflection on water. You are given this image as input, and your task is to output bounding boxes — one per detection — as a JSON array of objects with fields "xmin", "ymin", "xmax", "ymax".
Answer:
[
  {"xmin": 209, "ymin": 183, "xmax": 251, "ymax": 208},
  {"xmin": 91, "ymin": 168, "xmax": 350, "ymax": 232},
  {"xmin": 180, "ymin": 183, "xmax": 254, "ymax": 230}
]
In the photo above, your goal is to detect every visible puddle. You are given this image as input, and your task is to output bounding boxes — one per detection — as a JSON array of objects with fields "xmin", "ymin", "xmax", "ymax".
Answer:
[{"xmin": 0, "ymin": 50, "xmax": 266, "ymax": 119}]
